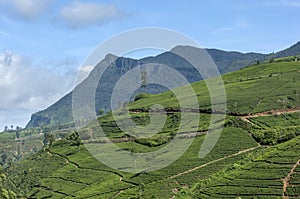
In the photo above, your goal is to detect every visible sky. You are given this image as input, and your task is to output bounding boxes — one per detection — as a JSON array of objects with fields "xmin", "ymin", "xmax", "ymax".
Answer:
[{"xmin": 0, "ymin": 0, "xmax": 300, "ymax": 130}]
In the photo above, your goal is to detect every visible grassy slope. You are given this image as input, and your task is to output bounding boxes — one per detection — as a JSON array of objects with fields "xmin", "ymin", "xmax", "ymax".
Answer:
[
  {"xmin": 3, "ymin": 60, "xmax": 300, "ymax": 198},
  {"xmin": 178, "ymin": 136, "xmax": 300, "ymax": 199},
  {"xmin": 131, "ymin": 61, "xmax": 300, "ymax": 114},
  {"xmin": 5, "ymin": 127, "xmax": 258, "ymax": 198}
]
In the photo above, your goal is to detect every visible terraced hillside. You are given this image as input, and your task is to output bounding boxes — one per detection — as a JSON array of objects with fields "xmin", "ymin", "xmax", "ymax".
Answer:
[
  {"xmin": 131, "ymin": 61, "xmax": 300, "ymax": 114},
  {"xmin": 178, "ymin": 136, "xmax": 300, "ymax": 198},
  {"xmin": 3, "ymin": 59, "xmax": 300, "ymax": 198}
]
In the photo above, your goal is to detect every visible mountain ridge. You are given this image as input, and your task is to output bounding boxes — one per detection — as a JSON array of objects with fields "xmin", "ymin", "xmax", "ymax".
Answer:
[{"xmin": 26, "ymin": 41, "xmax": 300, "ymax": 128}]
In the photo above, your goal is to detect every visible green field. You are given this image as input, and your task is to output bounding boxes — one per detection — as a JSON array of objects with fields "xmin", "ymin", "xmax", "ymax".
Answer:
[
  {"xmin": 177, "ymin": 136, "xmax": 300, "ymax": 199},
  {"xmin": 5, "ymin": 127, "xmax": 259, "ymax": 198}
]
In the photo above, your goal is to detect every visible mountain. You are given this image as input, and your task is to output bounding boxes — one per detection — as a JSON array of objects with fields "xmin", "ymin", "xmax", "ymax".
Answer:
[
  {"xmin": 5, "ymin": 58, "xmax": 300, "ymax": 198},
  {"xmin": 26, "ymin": 42, "xmax": 300, "ymax": 128},
  {"xmin": 269, "ymin": 41, "xmax": 300, "ymax": 59}
]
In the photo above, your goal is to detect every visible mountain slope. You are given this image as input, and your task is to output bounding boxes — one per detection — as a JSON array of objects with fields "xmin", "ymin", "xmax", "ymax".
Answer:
[
  {"xmin": 26, "ymin": 46, "xmax": 267, "ymax": 128},
  {"xmin": 26, "ymin": 41, "xmax": 300, "ymax": 128},
  {"xmin": 270, "ymin": 41, "xmax": 300, "ymax": 59}
]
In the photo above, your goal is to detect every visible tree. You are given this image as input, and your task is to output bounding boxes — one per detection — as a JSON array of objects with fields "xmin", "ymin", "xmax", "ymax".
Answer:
[
  {"xmin": 97, "ymin": 109, "xmax": 104, "ymax": 116},
  {"xmin": 15, "ymin": 126, "xmax": 22, "ymax": 131},
  {"xmin": 4, "ymin": 126, "xmax": 8, "ymax": 132},
  {"xmin": 47, "ymin": 134, "xmax": 55, "ymax": 146},
  {"xmin": 1, "ymin": 154, "xmax": 7, "ymax": 166},
  {"xmin": 294, "ymin": 56, "xmax": 298, "ymax": 62},
  {"xmin": 43, "ymin": 133, "xmax": 47, "ymax": 147},
  {"xmin": 43, "ymin": 133, "xmax": 55, "ymax": 147},
  {"xmin": 15, "ymin": 131, "xmax": 20, "ymax": 139},
  {"xmin": 67, "ymin": 131, "xmax": 81, "ymax": 146}
]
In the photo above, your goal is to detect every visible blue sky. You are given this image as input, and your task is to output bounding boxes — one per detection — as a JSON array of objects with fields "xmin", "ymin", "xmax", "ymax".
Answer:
[{"xmin": 0, "ymin": 0, "xmax": 300, "ymax": 129}]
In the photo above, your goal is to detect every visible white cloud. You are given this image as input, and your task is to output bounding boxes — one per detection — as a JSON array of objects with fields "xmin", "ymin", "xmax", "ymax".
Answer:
[
  {"xmin": 0, "ymin": 0, "xmax": 54, "ymax": 20},
  {"xmin": 0, "ymin": 50, "xmax": 76, "ymax": 128},
  {"xmin": 58, "ymin": 1, "xmax": 126, "ymax": 28},
  {"xmin": 79, "ymin": 65, "xmax": 94, "ymax": 73},
  {"xmin": 73, "ymin": 65, "xmax": 95, "ymax": 85}
]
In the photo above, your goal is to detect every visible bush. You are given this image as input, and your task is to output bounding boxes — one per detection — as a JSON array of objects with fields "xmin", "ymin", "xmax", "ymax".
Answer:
[
  {"xmin": 252, "ymin": 126, "xmax": 300, "ymax": 145},
  {"xmin": 135, "ymin": 135, "xmax": 170, "ymax": 147},
  {"xmin": 224, "ymin": 117, "xmax": 251, "ymax": 130}
]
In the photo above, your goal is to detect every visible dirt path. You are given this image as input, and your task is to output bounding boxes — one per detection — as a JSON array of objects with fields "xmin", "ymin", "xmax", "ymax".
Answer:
[
  {"xmin": 168, "ymin": 146, "xmax": 260, "ymax": 179},
  {"xmin": 240, "ymin": 108, "xmax": 300, "ymax": 126},
  {"xmin": 111, "ymin": 190, "xmax": 125, "ymax": 199},
  {"xmin": 283, "ymin": 159, "xmax": 300, "ymax": 199},
  {"xmin": 243, "ymin": 108, "xmax": 300, "ymax": 119}
]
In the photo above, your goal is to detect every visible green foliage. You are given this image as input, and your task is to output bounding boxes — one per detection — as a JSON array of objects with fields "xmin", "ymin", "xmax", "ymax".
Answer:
[
  {"xmin": 135, "ymin": 135, "xmax": 170, "ymax": 147},
  {"xmin": 67, "ymin": 131, "xmax": 81, "ymax": 146},
  {"xmin": 252, "ymin": 126, "xmax": 300, "ymax": 145},
  {"xmin": 3, "ymin": 127, "xmax": 258, "ymax": 198},
  {"xmin": 177, "ymin": 136, "xmax": 300, "ymax": 198},
  {"xmin": 224, "ymin": 117, "xmax": 252, "ymax": 130},
  {"xmin": 0, "ymin": 168, "xmax": 16, "ymax": 199},
  {"xmin": 249, "ymin": 113, "xmax": 300, "ymax": 145}
]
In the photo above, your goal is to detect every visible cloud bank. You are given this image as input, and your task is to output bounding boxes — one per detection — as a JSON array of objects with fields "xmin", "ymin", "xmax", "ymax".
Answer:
[
  {"xmin": 58, "ymin": 1, "xmax": 126, "ymax": 28},
  {"xmin": 1, "ymin": 0, "xmax": 54, "ymax": 20},
  {"xmin": 0, "ymin": 0, "xmax": 127, "ymax": 28},
  {"xmin": 0, "ymin": 50, "xmax": 76, "ymax": 128}
]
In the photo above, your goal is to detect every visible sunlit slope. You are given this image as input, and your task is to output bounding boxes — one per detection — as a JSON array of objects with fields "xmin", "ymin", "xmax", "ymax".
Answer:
[{"xmin": 131, "ymin": 61, "xmax": 300, "ymax": 115}]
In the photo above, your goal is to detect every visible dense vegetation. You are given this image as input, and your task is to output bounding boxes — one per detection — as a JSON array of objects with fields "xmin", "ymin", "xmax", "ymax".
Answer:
[
  {"xmin": 4, "ymin": 127, "xmax": 258, "ymax": 198},
  {"xmin": 0, "ymin": 168, "xmax": 16, "ymax": 199}
]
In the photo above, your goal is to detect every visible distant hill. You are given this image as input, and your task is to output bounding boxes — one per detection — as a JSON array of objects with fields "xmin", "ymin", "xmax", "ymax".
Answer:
[
  {"xmin": 26, "ymin": 42, "xmax": 300, "ymax": 128},
  {"xmin": 269, "ymin": 41, "xmax": 300, "ymax": 59}
]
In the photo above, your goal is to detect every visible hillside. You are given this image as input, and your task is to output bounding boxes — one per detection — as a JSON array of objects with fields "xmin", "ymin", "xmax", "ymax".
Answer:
[
  {"xmin": 26, "ymin": 46, "xmax": 267, "ymax": 128},
  {"xmin": 26, "ymin": 41, "xmax": 300, "ymax": 129},
  {"xmin": 269, "ymin": 41, "xmax": 300, "ymax": 59},
  {"xmin": 3, "ymin": 59, "xmax": 300, "ymax": 198}
]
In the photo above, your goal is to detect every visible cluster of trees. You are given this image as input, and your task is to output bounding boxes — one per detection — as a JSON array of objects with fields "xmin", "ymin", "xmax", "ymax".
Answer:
[
  {"xmin": 3, "ymin": 125, "xmax": 22, "ymax": 133},
  {"xmin": 42, "ymin": 131, "xmax": 81, "ymax": 148}
]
